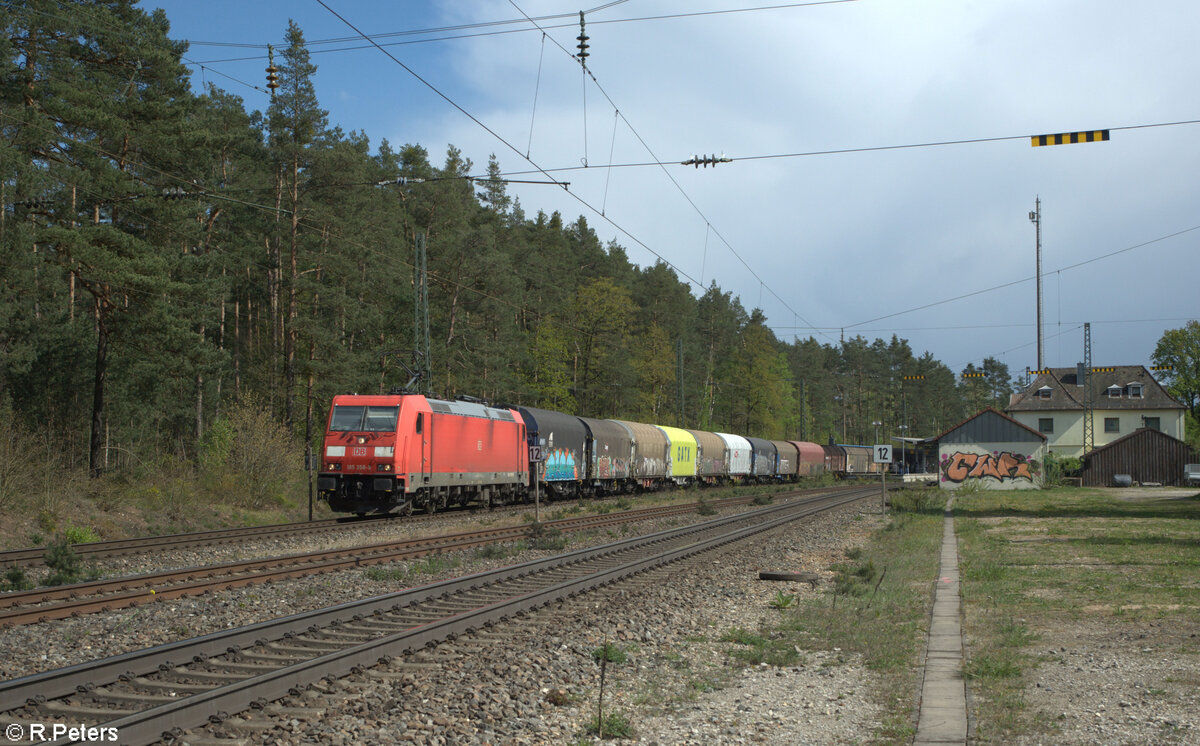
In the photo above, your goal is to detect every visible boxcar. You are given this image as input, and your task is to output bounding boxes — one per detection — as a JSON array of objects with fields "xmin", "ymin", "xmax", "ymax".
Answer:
[
  {"xmin": 822, "ymin": 443, "xmax": 847, "ymax": 475},
  {"xmin": 789, "ymin": 440, "xmax": 826, "ymax": 477},
  {"xmin": 657, "ymin": 425, "xmax": 698, "ymax": 484},
  {"xmin": 578, "ymin": 416, "xmax": 633, "ymax": 493},
  {"xmin": 517, "ymin": 405, "xmax": 588, "ymax": 498},
  {"xmin": 716, "ymin": 433, "xmax": 752, "ymax": 481},
  {"xmin": 746, "ymin": 437, "xmax": 777, "ymax": 479},
  {"xmin": 616, "ymin": 420, "xmax": 670, "ymax": 487},
  {"xmin": 843, "ymin": 444, "xmax": 874, "ymax": 476},
  {"xmin": 771, "ymin": 440, "xmax": 799, "ymax": 479},
  {"xmin": 688, "ymin": 429, "xmax": 727, "ymax": 484}
]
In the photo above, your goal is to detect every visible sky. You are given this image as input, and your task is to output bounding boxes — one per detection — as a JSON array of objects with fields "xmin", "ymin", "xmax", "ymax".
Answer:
[{"xmin": 151, "ymin": 0, "xmax": 1199, "ymax": 383}]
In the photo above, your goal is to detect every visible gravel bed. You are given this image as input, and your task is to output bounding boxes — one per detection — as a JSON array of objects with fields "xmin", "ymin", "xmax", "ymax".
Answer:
[
  {"xmin": 193, "ymin": 501, "xmax": 889, "ymax": 745},
  {"xmin": 1009, "ymin": 621, "xmax": 1199, "ymax": 745},
  {"xmin": 8, "ymin": 490, "xmax": 1194, "ymax": 745},
  {"xmin": 0, "ymin": 497, "xmax": 808, "ymax": 680}
]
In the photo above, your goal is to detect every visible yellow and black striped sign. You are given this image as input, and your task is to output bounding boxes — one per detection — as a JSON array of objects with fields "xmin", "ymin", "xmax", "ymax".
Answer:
[
  {"xmin": 1150, "ymin": 365, "xmax": 1173, "ymax": 372},
  {"xmin": 902, "ymin": 375, "xmax": 924, "ymax": 381},
  {"xmin": 1032, "ymin": 130, "xmax": 1109, "ymax": 147},
  {"xmin": 962, "ymin": 372, "xmax": 986, "ymax": 379},
  {"xmin": 1027, "ymin": 368, "xmax": 1052, "ymax": 376},
  {"xmin": 1091, "ymin": 366, "xmax": 1116, "ymax": 373}
]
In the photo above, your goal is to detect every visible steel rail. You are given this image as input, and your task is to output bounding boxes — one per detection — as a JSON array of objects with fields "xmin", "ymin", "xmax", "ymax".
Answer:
[
  {"xmin": 0, "ymin": 517, "xmax": 401, "ymax": 568},
  {"xmin": 1, "ymin": 489, "xmax": 871, "ymax": 735},
  {"xmin": 102, "ymin": 492, "xmax": 868, "ymax": 746},
  {"xmin": 0, "ymin": 491, "xmax": 834, "ymax": 627},
  {"xmin": 0, "ymin": 486, "xmax": 847, "ymax": 568}
]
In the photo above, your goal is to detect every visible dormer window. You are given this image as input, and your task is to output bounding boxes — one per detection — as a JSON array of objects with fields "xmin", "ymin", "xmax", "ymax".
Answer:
[
  {"xmin": 1107, "ymin": 385, "xmax": 1122, "ymax": 399},
  {"xmin": 1128, "ymin": 383, "xmax": 1143, "ymax": 398},
  {"xmin": 1036, "ymin": 386, "xmax": 1052, "ymax": 400}
]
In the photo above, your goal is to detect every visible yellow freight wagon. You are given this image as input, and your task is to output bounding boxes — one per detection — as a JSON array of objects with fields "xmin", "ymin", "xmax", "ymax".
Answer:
[{"xmin": 656, "ymin": 425, "xmax": 698, "ymax": 483}]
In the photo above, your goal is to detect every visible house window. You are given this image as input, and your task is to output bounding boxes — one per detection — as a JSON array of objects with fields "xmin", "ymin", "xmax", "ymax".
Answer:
[
  {"xmin": 1038, "ymin": 418, "xmax": 1054, "ymax": 434},
  {"xmin": 1129, "ymin": 384, "xmax": 1143, "ymax": 398},
  {"xmin": 1107, "ymin": 385, "xmax": 1122, "ymax": 398},
  {"xmin": 1036, "ymin": 387, "xmax": 1052, "ymax": 399},
  {"xmin": 1143, "ymin": 416, "xmax": 1160, "ymax": 431},
  {"xmin": 1104, "ymin": 417, "xmax": 1120, "ymax": 434}
]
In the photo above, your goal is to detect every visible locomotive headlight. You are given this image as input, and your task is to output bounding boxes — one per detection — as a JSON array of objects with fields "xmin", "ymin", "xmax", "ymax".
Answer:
[
  {"xmin": 374, "ymin": 446, "xmax": 394, "ymax": 458},
  {"xmin": 326, "ymin": 445, "xmax": 346, "ymax": 457}
]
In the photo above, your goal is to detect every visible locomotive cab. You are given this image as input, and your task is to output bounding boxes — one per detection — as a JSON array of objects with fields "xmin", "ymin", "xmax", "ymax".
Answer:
[{"xmin": 318, "ymin": 396, "xmax": 404, "ymax": 515}]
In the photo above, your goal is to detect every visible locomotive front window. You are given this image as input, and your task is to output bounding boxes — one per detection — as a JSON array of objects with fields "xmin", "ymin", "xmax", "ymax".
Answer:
[
  {"xmin": 363, "ymin": 406, "xmax": 399, "ymax": 432},
  {"xmin": 329, "ymin": 405, "xmax": 399, "ymax": 432}
]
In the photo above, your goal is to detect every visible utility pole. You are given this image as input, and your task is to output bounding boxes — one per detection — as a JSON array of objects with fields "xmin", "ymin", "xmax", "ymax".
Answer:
[{"xmin": 1029, "ymin": 198, "xmax": 1044, "ymax": 371}]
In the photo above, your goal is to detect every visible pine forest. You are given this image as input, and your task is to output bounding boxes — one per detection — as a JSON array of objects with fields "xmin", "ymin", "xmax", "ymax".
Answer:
[{"xmin": 0, "ymin": 2, "xmax": 1019, "ymax": 526}]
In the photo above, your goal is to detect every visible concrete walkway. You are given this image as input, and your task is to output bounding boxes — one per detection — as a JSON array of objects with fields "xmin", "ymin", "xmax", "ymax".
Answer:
[{"xmin": 914, "ymin": 497, "xmax": 969, "ymax": 744}]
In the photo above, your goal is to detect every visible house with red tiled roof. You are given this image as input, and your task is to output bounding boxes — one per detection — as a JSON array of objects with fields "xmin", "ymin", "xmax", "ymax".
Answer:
[{"xmin": 1006, "ymin": 365, "xmax": 1185, "ymax": 458}]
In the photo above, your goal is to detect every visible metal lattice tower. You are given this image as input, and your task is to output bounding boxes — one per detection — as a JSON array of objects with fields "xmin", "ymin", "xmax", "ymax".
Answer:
[
  {"xmin": 1083, "ymin": 322, "xmax": 1094, "ymax": 453},
  {"xmin": 414, "ymin": 232, "xmax": 432, "ymax": 396}
]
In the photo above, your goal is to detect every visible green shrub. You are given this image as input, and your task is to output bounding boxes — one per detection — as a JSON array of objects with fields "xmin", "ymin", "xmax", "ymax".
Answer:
[
  {"xmin": 591, "ymin": 642, "xmax": 628, "ymax": 664},
  {"xmin": 1043, "ymin": 452, "xmax": 1082, "ymax": 487},
  {"xmin": 769, "ymin": 590, "xmax": 796, "ymax": 610},
  {"xmin": 529, "ymin": 521, "xmax": 568, "ymax": 551},
  {"xmin": 587, "ymin": 711, "xmax": 632, "ymax": 739},
  {"xmin": 63, "ymin": 525, "xmax": 100, "ymax": 545},
  {"xmin": 43, "ymin": 538, "xmax": 84, "ymax": 586},
  {"xmin": 225, "ymin": 396, "xmax": 302, "ymax": 509},
  {"xmin": 889, "ymin": 488, "xmax": 938, "ymax": 513},
  {"xmin": 2, "ymin": 565, "xmax": 33, "ymax": 592}
]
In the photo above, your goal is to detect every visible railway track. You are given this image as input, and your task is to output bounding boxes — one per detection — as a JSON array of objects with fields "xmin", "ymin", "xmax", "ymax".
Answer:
[
  {"xmin": 0, "ymin": 484, "xmax": 816, "ymax": 569},
  {"xmin": 0, "ymin": 516, "xmax": 393, "ymax": 569},
  {"xmin": 0, "ymin": 490, "xmax": 837, "ymax": 628},
  {"xmin": 0, "ymin": 488, "xmax": 872, "ymax": 746}
]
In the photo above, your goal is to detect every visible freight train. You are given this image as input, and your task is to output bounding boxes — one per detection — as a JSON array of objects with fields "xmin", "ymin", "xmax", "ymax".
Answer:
[{"xmin": 317, "ymin": 392, "xmax": 882, "ymax": 515}]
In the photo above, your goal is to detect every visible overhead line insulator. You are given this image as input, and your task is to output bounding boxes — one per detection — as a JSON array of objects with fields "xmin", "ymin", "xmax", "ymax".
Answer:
[
  {"xmin": 266, "ymin": 45, "xmax": 280, "ymax": 96},
  {"xmin": 681, "ymin": 154, "xmax": 732, "ymax": 168},
  {"xmin": 576, "ymin": 11, "xmax": 589, "ymax": 66}
]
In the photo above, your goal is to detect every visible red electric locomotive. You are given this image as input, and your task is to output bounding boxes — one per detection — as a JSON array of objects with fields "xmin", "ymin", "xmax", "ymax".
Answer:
[{"xmin": 317, "ymin": 393, "xmax": 529, "ymax": 515}]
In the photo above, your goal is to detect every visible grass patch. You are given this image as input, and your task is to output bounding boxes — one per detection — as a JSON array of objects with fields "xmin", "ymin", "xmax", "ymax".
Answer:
[
  {"xmin": 528, "ymin": 521, "xmax": 570, "ymax": 551},
  {"xmin": 719, "ymin": 626, "xmax": 803, "ymax": 667},
  {"xmin": 363, "ymin": 554, "xmax": 462, "ymax": 583},
  {"xmin": 954, "ymin": 487, "xmax": 1200, "ymax": 742},
  {"xmin": 766, "ymin": 500, "xmax": 946, "ymax": 742}
]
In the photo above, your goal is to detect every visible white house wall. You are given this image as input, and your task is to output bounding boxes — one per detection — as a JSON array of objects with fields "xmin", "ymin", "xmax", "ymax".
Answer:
[
  {"xmin": 1011, "ymin": 409, "xmax": 1184, "ymax": 458},
  {"xmin": 938, "ymin": 441, "xmax": 1045, "ymax": 491}
]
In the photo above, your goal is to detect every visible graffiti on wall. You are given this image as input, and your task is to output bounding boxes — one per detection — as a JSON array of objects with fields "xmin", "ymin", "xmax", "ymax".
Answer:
[{"xmin": 940, "ymin": 451, "xmax": 1040, "ymax": 484}]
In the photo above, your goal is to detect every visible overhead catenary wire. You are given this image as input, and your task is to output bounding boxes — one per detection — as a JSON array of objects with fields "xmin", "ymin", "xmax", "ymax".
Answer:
[
  {"xmin": 312, "ymin": 0, "xmax": 704, "ymax": 290},
  {"xmin": 505, "ymin": 0, "xmax": 830, "ymax": 342},
  {"xmin": 840, "ymin": 222, "xmax": 1200, "ymax": 331},
  {"xmin": 183, "ymin": 2, "xmax": 857, "ymax": 54}
]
